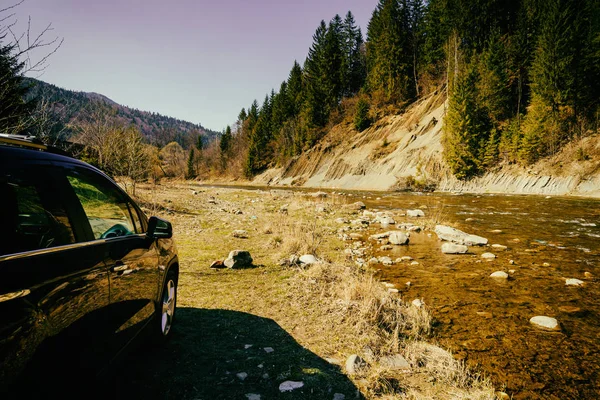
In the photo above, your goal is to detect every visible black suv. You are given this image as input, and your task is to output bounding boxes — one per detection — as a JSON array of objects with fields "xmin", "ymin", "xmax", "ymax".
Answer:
[{"xmin": 0, "ymin": 135, "xmax": 178, "ymax": 394}]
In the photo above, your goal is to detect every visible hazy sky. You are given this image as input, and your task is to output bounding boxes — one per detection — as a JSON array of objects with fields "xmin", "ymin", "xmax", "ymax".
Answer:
[{"xmin": 12, "ymin": 0, "xmax": 378, "ymax": 132}]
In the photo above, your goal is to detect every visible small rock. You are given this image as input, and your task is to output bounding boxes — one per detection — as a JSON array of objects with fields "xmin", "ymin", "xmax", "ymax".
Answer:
[
  {"xmin": 482, "ymin": 252, "xmax": 496, "ymax": 260},
  {"xmin": 389, "ymin": 231, "xmax": 409, "ymax": 245},
  {"xmin": 379, "ymin": 354, "xmax": 410, "ymax": 370},
  {"xmin": 543, "ymin": 262, "xmax": 551, "ymax": 267},
  {"xmin": 441, "ymin": 243, "xmax": 469, "ymax": 254},
  {"xmin": 509, "ymin": 260, "xmax": 515, "ymax": 265},
  {"xmin": 380, "ymin": 245, "xmax": 393, "ymax": 251},
  {"xmin": 333, "ymin": 394, "xmax": 346, "ymax": 400},
  {"xmin": 245, "ymin": 394, "xmax": 261, "ymax": 400},
  {"xmin": 491, "ymin": 229, "xmax": 503, "ymax": 233},
  {"xmin": 263, "ymin": 347, "xmax": 274, "ymax": 353},
  {"xmin": 410, "ymin": 261, "xmax": 419, "ymax": 265},
  {"xmin": 312, "ymin": 191, "xmax": 328, "ymax": 198},
  {"xmin": 368, "ymin": 257, "xmax": 379, "ymax": 264},
  {"xmin": 210, "ymin": 260, "xmax": 225, "ymax": 269},
  {"xmin": 405, "ymin": 281, "xmax": 411, "ymax": 287},
  {"xmin": 383, "ymin": 282, "xmax": 395, "ymax": 288},
  {"xmin": 345, "ymin": 354, "xmax": 366, "ymax": 375},
  {"xmin": 208, "ymin": 198, "xmax": 217, "ymax": 204},
  {"xmin": 244, "ymin": 344, "xmax": 253, "ymax": 349},
  {"xmin": 379, "ymin": 256, "xmax": 393, "ymax": 265},
  {"xmin": 584, "ymin": 271, "xmax": 594, "ymax": 278},
  {"xmin": 237, "ymin": 372, "xmax": 248, "ymax": 381},
  {"xmin": 490, "ymin": 271, "xmax": 508, "ymax": 279},
  {"xmin": 400, "ymin": 256, "xmax": 413, "ymax": 262},
  {"xmin": 279, "ymin": 381, "xmax": 304, "ymax": 392},
  {"xmin": 565, "ymin": 278, "xmax": 584, "ymax": 287},
  {"xmin": 388, "ymin": 288, "xmax": 399, "ymax": 293},
  {"xmin": 299, "ymin": 254, "xmax": 318, "ymax": 265},
  {"xmin": 279, "ymin": 205, "xmax": 288, "ymax": 214},
  {"xmin": 496, "ymin": 391, "xmax": 510, "ymax": 400},
  {"xmin": 476, "ymin": 311, "xmax": 493, "ymax": 318},
  {"xmin": 407, "ymin": 209, "xmax": 425, "ymax": 217},
  {"xmin": 347, "ymin": 201, "xmax": 366, "ymax": 210},
  {"xmin": 232, "ymin": 230, "xmax": 249, "ymax": 238},
  {"xmin": 224, "ymin": 250, "xmax": 253, "ymax": 269},
  {"xmin": 377, "ymin": 216, "xmax": 396, "ymax": 225},
  {"xmin": 369, "ymin": 232, "xmax": 390, "ymax": 240},
  {"xmin": 492, "ymin": 244, "xmax": 507, "ymax": 250},
  {"xmin": 335, "ymin": 218, "xmax": 349, "ymax": 224},
  {"xmin": 530, "ymin": 316, "xmax": 559, "ymax": 330},
  {"xmin": 412, "ymin": 299, "xmax": 424, "ymax": 308},
  {"xmin": 508, "ymin": 269, "xmax": 516, "ymax": 274}
]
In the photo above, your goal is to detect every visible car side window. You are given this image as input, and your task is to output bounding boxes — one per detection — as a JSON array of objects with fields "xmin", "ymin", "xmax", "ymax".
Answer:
[
  {"xmin": 0, "ymin": 168, "xmax": 76, "ymax": 256},
  {"xmin": 65, "ymin": 169, "xmax": 137, "ymax": 240}
]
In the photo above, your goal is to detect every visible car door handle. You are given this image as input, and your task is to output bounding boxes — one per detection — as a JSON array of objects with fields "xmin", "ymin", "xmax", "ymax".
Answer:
[{"xmin": 111, "ymin": 262, "xmax": 128, "ymax": 273}]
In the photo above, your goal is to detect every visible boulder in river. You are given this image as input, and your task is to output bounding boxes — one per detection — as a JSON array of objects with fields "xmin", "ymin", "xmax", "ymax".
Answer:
[
  {"xmin": 482, "ymin": 252, "xmax": 496, "ymax": 260},
  {"xmin": 441, "ymin": 243, "xmax": 469, "ymax": 254},
  {"xmin": 389, "ymin": 231, "xmax": 409, "ymax": 245},
  {"xmin": 565, "ymin": 278, "xmax": 584, "ymax": 287},
  {"xmin": 529, "ymin": 316, "xmax": 560, "ymax": 330},
  {"xmin": 435, "ymin": 225, "xmax": 488, "ymax": 246},
  {"xmin": 490, "ymin": 271, "xmax": 508, "ymax": 279},
  {"xmin": 224, "ymin": 250, "xmax": 253, "ymax": 269}
]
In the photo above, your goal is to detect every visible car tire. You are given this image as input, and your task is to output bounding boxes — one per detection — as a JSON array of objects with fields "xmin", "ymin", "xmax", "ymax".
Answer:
[{"xmin": 153, "ymin": 270, "xmax": 177, "ymax": 343}]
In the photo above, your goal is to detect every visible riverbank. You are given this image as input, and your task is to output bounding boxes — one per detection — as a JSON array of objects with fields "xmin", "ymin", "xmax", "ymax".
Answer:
[{"xmin": 115, "ymin": 182, "xmax": 498, "ymax": 399}]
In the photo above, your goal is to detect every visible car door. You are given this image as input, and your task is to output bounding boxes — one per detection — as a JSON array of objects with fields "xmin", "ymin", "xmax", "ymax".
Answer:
[
  {"xmin": 0, "ymin": 159, "xmax": 110, "ymax": 392},
  {"xmin": 63, "ymin": 165, "xmax": 159, "ymax": 352}
]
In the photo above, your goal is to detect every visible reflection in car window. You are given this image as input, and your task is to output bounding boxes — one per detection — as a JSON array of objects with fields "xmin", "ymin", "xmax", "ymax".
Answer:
[
  {"xmin": 0, "ymin": 169, "xmax": 76, "ymax": 256},
  {"xmin": 66, "ymin": 170, "xmax": 136, "ymax": 240}
]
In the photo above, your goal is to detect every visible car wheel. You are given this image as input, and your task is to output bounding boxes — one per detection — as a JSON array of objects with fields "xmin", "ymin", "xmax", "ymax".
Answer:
[{"xmin": 155, "ymin": 270, "xmax": 177, "ymax": 342}]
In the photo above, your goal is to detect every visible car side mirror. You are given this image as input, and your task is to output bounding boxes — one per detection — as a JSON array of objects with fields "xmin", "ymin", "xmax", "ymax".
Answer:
[{"xmin": 147, "ymin": 216, "xmax": 173, "ymax": 239}]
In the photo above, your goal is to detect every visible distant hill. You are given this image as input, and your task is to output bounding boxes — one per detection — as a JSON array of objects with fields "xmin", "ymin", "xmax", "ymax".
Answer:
[{"xmin": 24, "ymin": 78, "xmax": 219, "ymax": 148}]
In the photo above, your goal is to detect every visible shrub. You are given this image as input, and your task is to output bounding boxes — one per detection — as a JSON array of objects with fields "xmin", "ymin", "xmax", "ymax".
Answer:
[{"xmin": 354, "ymin": 98, "xmax": 371, "ymax": 132}]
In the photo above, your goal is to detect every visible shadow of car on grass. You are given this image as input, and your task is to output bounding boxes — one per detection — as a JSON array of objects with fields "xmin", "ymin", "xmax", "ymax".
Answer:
[{"xmin": 107, "ymin": 307, "xmax": 363, "ymax": 399}]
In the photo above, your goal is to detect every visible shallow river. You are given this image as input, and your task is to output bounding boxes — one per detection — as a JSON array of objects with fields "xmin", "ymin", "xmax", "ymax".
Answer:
[{"xmin": 359, "ymin": 192, "xmax": 600, "ymax": 399}]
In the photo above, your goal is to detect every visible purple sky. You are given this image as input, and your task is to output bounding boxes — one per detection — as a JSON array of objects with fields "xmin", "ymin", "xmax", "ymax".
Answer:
[{"xmin": 13, "ymin": 0, "xmax": 378, "ymax": 131}]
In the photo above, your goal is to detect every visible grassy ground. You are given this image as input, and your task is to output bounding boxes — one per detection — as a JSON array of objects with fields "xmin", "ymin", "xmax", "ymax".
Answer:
[{"xmin": 111, "ymin": 182, "xmax": 497, "ymax": 399}]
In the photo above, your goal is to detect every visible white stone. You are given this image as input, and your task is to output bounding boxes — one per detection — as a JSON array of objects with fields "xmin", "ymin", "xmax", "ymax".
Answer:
[
  {"xmin": 400, "ymin": 256, "xmax": 413, "ymax": 262},
  {"xmin": 492, "ymin": 244, "xmax": 507, "ymax": 250},
  {"xmin": 441, "ymin": 243, "xmax": 469, "ymax": 254},
  {"xmin": 407, "ymin": 209, "xmax": 425, "ymax": 217},
  {"xmin": 244, "ymin": 344, "xmax": 253, "ymax": 349},
  {"xmin": 410, "ymin": 261, "xmax": 419, "ymax": 265},
  {"xmin": 379, "ymin": 256, "xmax": 394, "ymax": 265},
  {"xmin": 379, "ymin": 354, "xmax": 411, "ymax": 370},
  {"xmin": 383, "ymin": 282, "xmax": 395, "ymax": 288},
  {"xmin": 435, "ymin": 225, "xmax": 488, "ymax": 246},
  {"xmin": 333, "ymin": 394, "xmax": 346, "ymax": 400},
  {"xmin": 345, "ymin": 354, "xmax": 366, "ymax": 375},
  {"xmin": 530, "ymin": 316, "xmax": 559, "ymax": 330},
  {"xmin": 263, "ymin": 347, "xmax": 274, "ymax": 353},
  {"xmin": 245, "ymin": 394, "xmax": 261, "ymax": 400},
  {"xmin": 312, "ymin": 191, "xmax": 327, "ymax": 198},
  {"xmin": 412, "ymin": 299, "xmax": 424, "ymax": 308},
  {"xmin": 299, "ymin": 254, "xmax": 318, "ymax": 265},
  {"xmin": 389, "ymin": 231, "xmax": 409, "ymax": 245},
  {"xmin": 388, "ymin": 288, "xmax": 399, "ymax": 293},
  {"xmin": 482, "ymin": 252, "xmax": 496, "ymax": 259},
  {"xmin": 279, "ymin": 381, "xmax": 304, "ymax": 392},
  {"xmin": 237, "ymin": 372, "xmax": 248, "ymax": 381},
  {"xmin": 566, "ymin": 278, "xmax": 584, "ymax": 287},
  {"xmin": 490, "ymin": 271, "xmax": 508, "ymax": 279}
]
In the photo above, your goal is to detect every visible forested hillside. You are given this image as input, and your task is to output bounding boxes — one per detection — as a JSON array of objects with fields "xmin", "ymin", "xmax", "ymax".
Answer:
[
  {"xmin": 221, "ymin": 0, "xmax": 600, "ymax": 182},
  {"xmin": 24, "ymin": 78, "xmax": 218, "ymax": 148}
]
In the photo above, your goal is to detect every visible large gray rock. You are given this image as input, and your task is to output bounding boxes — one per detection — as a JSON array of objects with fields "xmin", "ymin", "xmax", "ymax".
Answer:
[
  {"xmin": 435, "ymin": 225, "xmax": 488, "ymax": 246},
  {"xmin": 345, "ymin": 354, "xmax": 366, "ymax": 375},
  {"xmin": 224, "ymin": 250, "xmax": 253, "ymax": 269},
  {"xmin": 389, "ymin": 231, "xmax": 409, "ymax": 245},
  {"xmin": 299, "ymin": 254, "xmax": 318, "ymax": 265},
  {"xmin": 441, "ymin": 242, "xmax": 469, "ymax": 254},
  {"xmin": 380, "ymin": 354, "xmax": 411, "ymax": 370}
]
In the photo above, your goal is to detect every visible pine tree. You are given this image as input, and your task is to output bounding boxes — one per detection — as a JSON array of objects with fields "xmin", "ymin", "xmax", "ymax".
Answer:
[
  {"xmin": 0, "ymin": 42, "xmax": 34, "ymax": 133},
  {"xmin": 367, "ymin": 0, "xmax": 415, "ymax": 102},
  {"xmin": 196, "ymin": 134, "xmax": 203, "ymax": 151},
  {"xmin": 354, "ymin": 98, "xmax": 371, "ymax": 131},
  {"xmin": 443, "ymin": 66, "xmax": 490, "ymax": 179},
  {"xmin": 186, "ymin": 148, "xmax": 196, "ymax": 179}
]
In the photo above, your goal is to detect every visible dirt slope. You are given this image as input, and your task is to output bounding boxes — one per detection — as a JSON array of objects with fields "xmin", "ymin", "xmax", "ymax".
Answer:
[{"xmin": 254, "ymin": 93, "xmax": 600, "ymax": 197}]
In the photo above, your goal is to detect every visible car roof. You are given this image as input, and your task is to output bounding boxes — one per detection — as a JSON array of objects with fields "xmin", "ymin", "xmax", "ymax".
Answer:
[{"xmin": 0, "ymin": 134, "xmax": 101, "ymax": 174}]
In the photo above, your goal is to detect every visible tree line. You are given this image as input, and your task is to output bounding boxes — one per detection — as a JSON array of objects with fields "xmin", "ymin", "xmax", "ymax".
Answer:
[{"xmin": 222, "ymin": 0, "xmax": 600, "ymax": 180}]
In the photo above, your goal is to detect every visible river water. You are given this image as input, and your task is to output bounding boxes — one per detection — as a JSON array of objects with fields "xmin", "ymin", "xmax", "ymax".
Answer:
[{"xmin": 356, "ymin": 192, "xmax": 600, "ymax": 399}]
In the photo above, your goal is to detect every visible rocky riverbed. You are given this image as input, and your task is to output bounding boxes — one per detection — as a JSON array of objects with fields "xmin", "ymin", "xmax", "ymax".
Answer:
[{"xmin": 133, "ymin": 182, "xmax": 599, "ymax": 399}]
